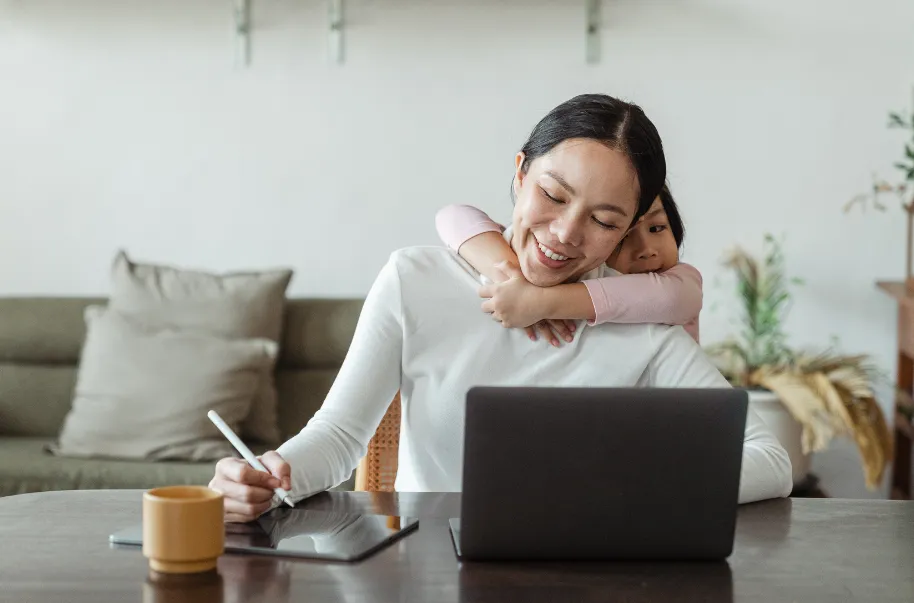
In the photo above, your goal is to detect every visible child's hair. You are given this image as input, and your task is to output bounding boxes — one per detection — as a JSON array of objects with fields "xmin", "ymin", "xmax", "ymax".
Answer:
[{"xmin": 658, "ymin": 183, "xmax": 686, "ymax": 249}]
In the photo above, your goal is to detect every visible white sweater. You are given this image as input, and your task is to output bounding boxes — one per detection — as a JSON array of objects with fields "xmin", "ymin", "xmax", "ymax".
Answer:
[{"xmin": 276, "ymin": 246, "xmax": 793, "ymax": 505}]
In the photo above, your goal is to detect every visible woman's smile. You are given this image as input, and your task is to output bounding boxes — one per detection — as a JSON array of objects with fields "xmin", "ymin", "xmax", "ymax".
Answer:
[{"xmin": 533, "ymin": 236, "xmax": 575, "ymax": 267}]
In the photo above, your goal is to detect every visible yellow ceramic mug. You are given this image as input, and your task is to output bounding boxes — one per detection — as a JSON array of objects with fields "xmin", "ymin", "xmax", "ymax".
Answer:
[{"xmin": 142, "ymin": 486, "xmax": 225, "ymax": 574}]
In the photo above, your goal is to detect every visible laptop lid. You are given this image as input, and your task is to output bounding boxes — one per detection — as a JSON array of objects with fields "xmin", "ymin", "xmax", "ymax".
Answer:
[{"xmin": 457, "ymin": 387, "xmax": 747, "ymax": 561}]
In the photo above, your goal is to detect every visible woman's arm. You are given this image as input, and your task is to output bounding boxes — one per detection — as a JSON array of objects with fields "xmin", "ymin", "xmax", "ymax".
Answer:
[
  {"xmin": 210, "ymin": 259, "xmax": 405, "ymax": 522},
  {"xmin": 643, "ymin": 326, "xmax": 793, "ymax": 504},
  {"xmin": 272, "ymin": 257, "xmax": 405, "ymax": 502},
  {"xmin": 584, "ymin": 263, "xmax": 703, "ymax": 327},
  {"xmin": 435, "ymin": 205, "xmax": 513, "ymax": 283}
]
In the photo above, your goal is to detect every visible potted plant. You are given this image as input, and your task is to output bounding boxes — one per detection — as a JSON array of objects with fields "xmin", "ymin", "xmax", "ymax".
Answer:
[
  {"xmin": 705, "ymin": 234, "xmax": 893, "ymax": 490},
  {"xmin": 844, "ymin": 89, "xmax": 914, "ymax": 290}
]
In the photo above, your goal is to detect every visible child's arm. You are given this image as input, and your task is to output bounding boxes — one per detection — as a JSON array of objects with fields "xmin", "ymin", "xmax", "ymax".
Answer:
[
  {"xmin": 434, "ymin": 205, "xmax": 703, "ymax": 344},
  {"xmin": 435, "ymin": 205, "xmax": 513, "ymax": 283},
  {"xmin": 435, "ymin": 204, "xmax": 505, "ymax": 251},
  {"xmin": 495, "ymin": 263, "xmax": 703, "ymax": 330},
  {"xmin": 683, "ymin": 317, "xmax": 701, "ymax": 344},
  {"xmin": 581, "ymin": 263, "xmax": 703, "ymax": 326},
  {"xmin": 436, "ymin": 204, "xmax": 577, "ymax": 345}
]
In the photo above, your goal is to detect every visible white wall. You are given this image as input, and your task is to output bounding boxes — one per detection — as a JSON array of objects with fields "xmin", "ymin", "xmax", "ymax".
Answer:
[{"xmin": 2, "ymin": 0, "xmax": 913, "ymax": 497}]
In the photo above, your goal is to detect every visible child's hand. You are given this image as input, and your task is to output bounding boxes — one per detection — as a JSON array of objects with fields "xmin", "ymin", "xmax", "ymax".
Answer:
[
  {"xmin": 489, "ymin": 259, "xmax": 521, "ymax": 284},
  {"xmin": 478, "ymin": 262, "xmax": 577, "ymax": 346}
]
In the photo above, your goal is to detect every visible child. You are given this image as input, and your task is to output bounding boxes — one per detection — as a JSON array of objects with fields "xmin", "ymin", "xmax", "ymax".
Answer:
[{"xmin": 434, "ymin": 185, "xmax": 702, "ymax": 346}]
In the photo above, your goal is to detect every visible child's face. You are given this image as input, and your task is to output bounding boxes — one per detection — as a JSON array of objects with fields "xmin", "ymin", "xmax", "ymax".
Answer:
[{"xmin": 606, "ymin": 198, "xmax": 679, "ymax": 274}]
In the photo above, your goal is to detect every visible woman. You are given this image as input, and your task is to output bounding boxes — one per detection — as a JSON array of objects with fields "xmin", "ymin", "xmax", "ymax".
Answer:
[{"xmin": 210, "ymin": 94, "xmax": 792, "ymax": 523}]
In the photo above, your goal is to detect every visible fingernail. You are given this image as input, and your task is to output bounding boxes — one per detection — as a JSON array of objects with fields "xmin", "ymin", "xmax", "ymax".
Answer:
[
  {"xmin": 569, "ymin": 324, "xmax": 576, "ymax": 332},
  {"xmin": 565, "ymin": 335, "xmax": 572, "ymax": 342},
  {"xmin": 552, "ymin": 340, "xmax": 559, "ymax": 347}
]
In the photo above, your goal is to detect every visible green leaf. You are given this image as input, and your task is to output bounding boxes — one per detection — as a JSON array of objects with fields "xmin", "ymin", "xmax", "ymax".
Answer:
[
  {"xmin": 896, "ymin": 162, "xmax": 912, "ymax": 172},
  {"xmin": 906, "ymin": 144, "xmax": 914, "ymax": 160},
  {"xmin": 889, "ymin": 112, "xmax": 907, "ymax": 127},
  {"xmin": 908, "ymin": 167, "xmax": 914, "ymax": 181},
  {"xmin": 719, "ymin": 235, "xmax": 797, "ymax": 373}
]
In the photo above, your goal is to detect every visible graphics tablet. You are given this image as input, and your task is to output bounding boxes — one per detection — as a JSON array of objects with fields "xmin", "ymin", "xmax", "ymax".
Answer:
[{"xmin": 110, "ymin": 507, "xmax": 418, "ymax": 562}]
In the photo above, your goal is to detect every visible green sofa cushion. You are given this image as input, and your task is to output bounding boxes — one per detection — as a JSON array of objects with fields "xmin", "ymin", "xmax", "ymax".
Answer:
[
  {"xmin": 0, "ymin": 298, "xmax": 104, "ymax": 364},
  {"xmin": 0, "ymin": 437, "xmax": 218, "ymax": 497},
  {"xmin": 0, "ymin": 437, "xmax": 356, "ymax": 498},
  {"xmin": 0, "ymin": 364, "xmax": 78, "ymax": 437},
  {"xmin": 279, "ymin": 299, "xmax": 364, "ymax": 369}
]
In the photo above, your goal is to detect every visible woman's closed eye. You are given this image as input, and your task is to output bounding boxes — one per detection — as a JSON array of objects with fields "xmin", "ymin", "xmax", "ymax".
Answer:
[
  {"xmin": 540, "ymin": 187, "xmax": 565, "ymax": 204},
  {"xmin": 540, "ymin": 186, "xmax": 619, "ymax": 230},
  {"xmin": 592, "ymin": 217, "xmax": 620, "ymax": 230}
]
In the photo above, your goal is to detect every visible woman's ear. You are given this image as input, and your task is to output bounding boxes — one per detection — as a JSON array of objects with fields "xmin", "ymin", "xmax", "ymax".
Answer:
[{"xmin": 513, "ymin": 152, "xmax": 526, "ymax": 196}]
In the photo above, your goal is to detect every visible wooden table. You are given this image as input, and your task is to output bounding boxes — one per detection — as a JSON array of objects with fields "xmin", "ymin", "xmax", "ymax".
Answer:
[
  {"xmin": 0, "ymin": 490, "xmax": 912, "ymax": 603},
  {"xmin": 877, "ymin": 281, "xmax": 914, "ymax": 499}
]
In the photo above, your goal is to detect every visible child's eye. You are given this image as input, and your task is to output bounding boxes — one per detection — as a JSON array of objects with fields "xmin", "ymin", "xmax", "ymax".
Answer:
[{"xmin": 649, "ymin": 225, "xmax": 668, "ymax": 234}]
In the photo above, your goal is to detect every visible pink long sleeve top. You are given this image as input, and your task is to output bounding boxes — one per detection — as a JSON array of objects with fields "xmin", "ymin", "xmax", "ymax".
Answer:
[{"xmin": 435, "ymin": 204, "xmax": 702, "ymax": 343}]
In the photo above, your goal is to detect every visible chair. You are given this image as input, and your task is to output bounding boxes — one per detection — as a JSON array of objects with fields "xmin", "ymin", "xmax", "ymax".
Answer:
[{"xmin": 353, "ymin": 392, "xmax": 401, "ymax": 492}]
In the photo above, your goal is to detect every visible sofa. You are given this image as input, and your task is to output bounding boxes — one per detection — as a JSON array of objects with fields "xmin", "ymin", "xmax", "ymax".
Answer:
[{"xmin": 0, "ymin": 296, "xmax": 364, "ymax": 497}]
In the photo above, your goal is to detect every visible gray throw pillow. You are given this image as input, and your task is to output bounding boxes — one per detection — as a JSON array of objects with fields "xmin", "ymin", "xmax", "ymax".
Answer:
[
  {"xmin": 49, "ymin": 306, "xmax": 278, "ymax": 461},
  {"xmin": 107, "ymin": 250, "xmax": 293, "ymax": 444}
]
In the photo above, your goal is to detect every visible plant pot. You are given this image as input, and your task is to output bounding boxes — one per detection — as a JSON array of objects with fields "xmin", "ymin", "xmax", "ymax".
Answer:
[{"xmin": 746, "ymin": 388, "xmax": 811, "ymax": 486}]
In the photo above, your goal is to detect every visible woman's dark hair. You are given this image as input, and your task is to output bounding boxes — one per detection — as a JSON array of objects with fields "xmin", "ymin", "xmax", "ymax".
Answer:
[
  {"xmin": 658, "ymin": 183, "xmax": 686, "ymax": 249},
  {"xmin": 517, "ymin": 93, "xmax": 666, "ymax": 226}
]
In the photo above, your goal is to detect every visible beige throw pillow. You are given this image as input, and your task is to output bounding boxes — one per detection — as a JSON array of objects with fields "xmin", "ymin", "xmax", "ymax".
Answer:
[
  {"xmin": 108, "ymin": 250, "xmax": 293, "ymax": 444},
  {"xmin": 49, "ymin": 306, "xmax": 278, "ymax": 461}
]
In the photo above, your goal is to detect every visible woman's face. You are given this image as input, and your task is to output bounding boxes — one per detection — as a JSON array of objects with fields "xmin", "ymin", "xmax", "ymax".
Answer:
[
  {"xmin": 607, "ymin": 198, "xmax": 680, "ymax": 274},
  {"xmin": 510, "ymin": 139, "xmax": 640, "ymax": 287}
]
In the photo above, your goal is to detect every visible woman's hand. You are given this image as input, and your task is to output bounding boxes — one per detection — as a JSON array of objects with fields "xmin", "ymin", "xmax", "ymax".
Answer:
[
  {"xmin": 479, "ymin": 262, "xmax": 576, "ymax": 346},
  {"xmin": 209, "ymin": 451, "xmax": 292, "ymax": 523},
  {"xmin": 525, "ymin": 320, "xmax": 577, "ymax": 347}
]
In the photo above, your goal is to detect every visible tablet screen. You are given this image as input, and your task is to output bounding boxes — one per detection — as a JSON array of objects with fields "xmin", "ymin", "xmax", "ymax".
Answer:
[{"xmin": 110, "ymin": 508, "xmax": 419, "ymax": 562}]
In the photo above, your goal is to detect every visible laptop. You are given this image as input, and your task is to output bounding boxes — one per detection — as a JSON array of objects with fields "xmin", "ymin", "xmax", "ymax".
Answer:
[{"xmin": 449, "ymin": 386, "xmax": 748, "ymax": 561}]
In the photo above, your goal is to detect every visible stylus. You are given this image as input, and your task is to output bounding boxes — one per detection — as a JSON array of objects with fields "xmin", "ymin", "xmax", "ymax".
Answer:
[{"xmin": 207, "ymin": 410, "xmax": 295, "ymax": 508}]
